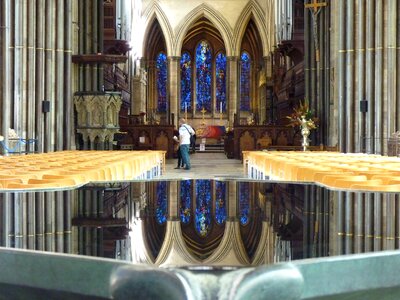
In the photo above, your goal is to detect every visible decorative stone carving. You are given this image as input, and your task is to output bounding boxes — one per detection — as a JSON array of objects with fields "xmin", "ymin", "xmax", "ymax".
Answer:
[{"xmin": 74, "ymin": 92, "xmax": 123, "ymax": 149}]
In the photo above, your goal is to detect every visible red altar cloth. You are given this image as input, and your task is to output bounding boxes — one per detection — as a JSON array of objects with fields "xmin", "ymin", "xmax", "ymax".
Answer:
[{"xmin": 196, "ymin": 126, "xmax": 226, "ymax": 139}]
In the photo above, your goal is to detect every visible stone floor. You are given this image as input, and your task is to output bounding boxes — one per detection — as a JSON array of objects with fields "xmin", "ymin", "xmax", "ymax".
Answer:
[{"xmin": 160, "ymin": 152, "xmax": 245, "ymax": 180}]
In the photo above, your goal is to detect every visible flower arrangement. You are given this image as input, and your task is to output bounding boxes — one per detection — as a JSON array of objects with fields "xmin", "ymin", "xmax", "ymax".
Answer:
[{"xmin": 286, "ymin": 100, "xmax": 318, "ymax": 129}]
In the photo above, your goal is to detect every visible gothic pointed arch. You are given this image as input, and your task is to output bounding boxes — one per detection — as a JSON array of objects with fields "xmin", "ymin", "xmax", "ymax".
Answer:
[
  {"xmin": 142, "ymin": 18, "xmax": 167, "ymax": 61},
  {"xmin": 174, "ymin": 3, "xmax": 233, "ymax": 57},
  {"xmin": 235, "ymin": 8, "xmax": 264, "ymax": 116},
  {"xmin": 178, "ymin": 16, "xmax": 228, "ymax": 116},
  {"xmin": 233, "ymin": 0, "xmax": 271, "ymax": 57},
  {"xmin": 142, "ymin": 2, "xmax": 174, "ymax": 56}
]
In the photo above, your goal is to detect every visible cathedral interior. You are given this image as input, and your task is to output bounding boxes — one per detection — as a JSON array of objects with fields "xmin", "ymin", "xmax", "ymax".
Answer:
[{"xmin": 2, "ymin": 0, "xmax": 400, "ymax": 299}]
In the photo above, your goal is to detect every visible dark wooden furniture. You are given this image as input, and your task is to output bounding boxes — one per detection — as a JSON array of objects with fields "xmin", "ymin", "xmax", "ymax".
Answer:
[
  {"xmin": 228, "ymin": 125, "xmax": 301, "ymax": 159},
  {"xmin": 119, "ymin": 124, "xmax": 175, "ymax": 158}
]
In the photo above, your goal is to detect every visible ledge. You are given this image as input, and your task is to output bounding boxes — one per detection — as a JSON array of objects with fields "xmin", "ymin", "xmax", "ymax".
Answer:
[{"xmin": 72, "ymin": 54, "xmax": 127, "ymax": 64}]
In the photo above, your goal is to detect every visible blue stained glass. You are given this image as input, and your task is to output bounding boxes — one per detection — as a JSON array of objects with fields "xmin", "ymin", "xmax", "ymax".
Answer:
[
  {"xmin": 239, "ymin": 182, "xmax": 250, "ymax": 225},
  {"xmin": 195, "ymin": 41, "xmax": 212, "ymax": 112},
  {"xmin": 240, "ymin": 52, "xmax": 251, "ymax": 111},
  {"xmin": 155, "ymin": 181, "xmax": 167, "ymax": 224},
  {"xmin": 215, "ymin": 52, "xmax": 226, "ymax": 113},
  {"xmin": 195, "ymin": 180, "xmax": 212, "ymax": 236},
  {"xmin": 215, "ymin": 181, "xmax": 227, "ymax": 225},
  {"xmin": 156, "ymin": 52, "xmax": 167, "ymax": 112},
  {"xmin": 180, "ymin": 52, "xmax": 192, "ymax": 111},
  {"xmin": 180, "ymin": 180, "xmax": 192, "ymax": 224}
]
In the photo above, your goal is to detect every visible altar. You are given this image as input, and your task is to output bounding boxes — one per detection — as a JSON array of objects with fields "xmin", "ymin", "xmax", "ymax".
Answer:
[{"xmin": 196, "ymin": 125, "xmax": 226, "ymax": 139}]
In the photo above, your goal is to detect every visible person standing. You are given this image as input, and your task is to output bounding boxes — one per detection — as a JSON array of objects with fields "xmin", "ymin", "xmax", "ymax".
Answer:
[
  {"xmin": 173, "ymin": 130, "xmax": 184, "ymax": 169},
  {"xmin": 178, "ymin": 118, "xmax": 195, "ymax": 170}
]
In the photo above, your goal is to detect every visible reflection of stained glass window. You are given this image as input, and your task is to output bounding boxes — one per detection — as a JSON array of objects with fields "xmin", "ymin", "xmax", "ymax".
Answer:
[
  {"xmin": 180, "ymin": 52, "xmax": 192, "ymax": 111},
  {"xmin": 156, "ymin": 52, "xmax": 167, "ymax": 112},
  {"xmin": 215, "ymin": 52, "xmax": 226, "ymax": 113},
  {"xmin": 240, "ymin": 52, "xmax": 251, "ymax": 111},
  {"xmin": 239, "ymin": 182, "xmax": 250, "ymax": 225},
  {"xmin": 180, "ymin": 180, "xmax": 192, "ymax": 224},
  {"xmin": 196, "ymin": 41, "xmax": 212, "ymax": 112},
  {"xmin": 195, "ymin": 180, "xmax": 212, "ymax": 236},
  {"xmin": 155, "ymin": 181, "xmax": 167, "ymax": 224},
  {"xmin": 215, "ymin": 181, "xmax": 227, "ymax": 225}
]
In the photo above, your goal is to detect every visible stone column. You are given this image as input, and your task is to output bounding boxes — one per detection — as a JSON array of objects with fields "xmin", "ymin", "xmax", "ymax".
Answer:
[
  {"xmin": 64, "ymin": 191, "xmax": 73, "ymax": 253},
  {"xmin": 36, "ymin": 192, "xmax": 45, "ymax": 250},
  {"xmin": 0, "ymin": 0, "xmax": 11, "ymax": 152},
  {"xmin": 131, "ymin": 65, "xmax": 147, "ymax": 115},
  {"xmin": 169, "ymin": 180, "xmax": 178, "ymax": 219},
  {"xmin": 355, "ymin": 0, "xmax": 365, "ymax": 153},
  {"xmin": 27, "ymin": 1, "xmax": 36, "ymax": 145},
  {"xmin": 64, "ymin": 0, "xmax": 73, "ymax": 150},
  {"xmin": 168, "ymin": 56, "xmax": 180, "ymax": 126},
  {"xmin": 226, "ymin": 56, "xmax": 238, "ymax": 127},
  {"xmin": 56, "ymin": 191, "xmax": 64, "ymax": 252},
  {"xmin": 147, "ymin": 60, "xmax": 156, "ymax": 121},
  {"xmin": 27, "ymin": 194, "xmax": 36, "ymax": 249},
  {"xmin": 44, "ymin": 0, "xmax": 55, "ymax": 152},
  {"xmin": 45, "ymin": 193, "xmax": 56, "ymax": 252},
  {"xmin": 55, "ymin": 0, "xmax": 65, "ymax": 151},
  {"xmin": 14, "ymin": 194, "xmax": 26, "ymax": 249},
  {"xmin": 35, "ymin": 0, "xmax": 45, "ymax": 153}
]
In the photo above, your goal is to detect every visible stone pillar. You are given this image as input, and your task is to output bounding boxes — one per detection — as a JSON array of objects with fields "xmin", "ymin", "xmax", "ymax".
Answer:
[
  {"xmin": 14, "ymin": 194, "xmax": 26, "ymax": 249},
  {"xmin": 56, "ymin": 192, "xmax": 64, "ymax": 252},
  {"xmin": 131, "ymin": 66, "xmax": 147, "ymax": 115},
  {"xmin": 0, "ymin": 0, "xmax": 11, "ymax": 151},
  {"xmin": 27, "ymin": 194, "xmax": 35, "ymax": 249},
  {"xmin": 64, "ymin": 0, "xmax": 73, "ymax": 150},
  {"xmin": 226, "ymin": 56, "xmax": 238, "ymax": 127},
  {"xmin": 168, "ymin": 56, "xmax": 180, "ymax": 126},
  {"xmin": 169, "ymin": 180, "xmax": 178, "ymax": 219},
  {"xmin": 64, "ymin": 191, "xmax": 73, "ymax": 253},
  {"xmin": 146, "ymin": 60, "xmax": 156, "ymax": 121},
  {"xmin": 45, "ymin": 193, "xmax": 56, "ymax": 252},
  {"xmin": 36, "ymin": 192, "xmax": 45, "ymax": 250}
]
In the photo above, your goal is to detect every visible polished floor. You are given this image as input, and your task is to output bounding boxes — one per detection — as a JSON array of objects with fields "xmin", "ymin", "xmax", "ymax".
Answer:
[{"xmin": 161, "ymin": 152, "xmax": 245, "ymax": 180}]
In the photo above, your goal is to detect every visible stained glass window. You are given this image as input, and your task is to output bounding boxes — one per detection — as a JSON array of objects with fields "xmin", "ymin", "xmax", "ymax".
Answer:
[
  {"xmin": 180, "ymin": 52, "xmax": 192, "ymax": 112},
  {"xmin": 156, "ymin": 52, "xmax": 167, "ymax": 112},
  {"xmin": 195, "ymin": 41, "xmax": 212, "ymax": 112},
  {"xmin": 239, "ymin": 182, "xmax": 250, "ymax": 225},
  {"xmin": 215, "ymin": 52, "xmax": 226, "ymax": 113},
  {"xmin": 195, "ymin": 180, "xmax": 212, "ymax": 236},
  {"xmin": 215, "ymin": 181, "xmax": 227, "ymax": 225},
  {"xmin": 155, "ymin": 181, "xmax": 167, "ymax": 224},
  {"xmin": 240, "ymin": 52, "xmax": 251, "ymax": 111},
  {"xmin": 180, "ymin": 180, "xmax": 192, "ymax": 224}
]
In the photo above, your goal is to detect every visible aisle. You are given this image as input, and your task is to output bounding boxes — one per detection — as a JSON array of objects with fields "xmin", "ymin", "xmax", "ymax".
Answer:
[{"xmin": 160, "ymin": 152, "xmax": 245, "ymax": 180}]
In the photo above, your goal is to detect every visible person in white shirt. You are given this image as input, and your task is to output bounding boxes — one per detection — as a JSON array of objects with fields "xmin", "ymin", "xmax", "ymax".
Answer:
[{"xmin": 178, "ymin": 118, "xmax": 195, "ymax": 170}]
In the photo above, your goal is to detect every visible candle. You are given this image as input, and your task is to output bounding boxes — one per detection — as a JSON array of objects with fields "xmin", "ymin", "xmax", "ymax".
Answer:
[
  {"xmin": 220, "ymin": 102, "xmax": 222, "ymax": 114},
  {"xmin": 185, "ymin": 103, "xmax": 187, "ymax": 113}
]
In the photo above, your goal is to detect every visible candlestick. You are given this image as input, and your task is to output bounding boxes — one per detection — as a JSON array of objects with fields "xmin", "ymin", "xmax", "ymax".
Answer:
[{"xmin": 185, "ymin": 103, "xmax": 188, "ymax": 120}]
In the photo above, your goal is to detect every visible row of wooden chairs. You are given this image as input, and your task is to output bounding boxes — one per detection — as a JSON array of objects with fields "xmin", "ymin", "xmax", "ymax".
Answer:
[
  {"xmin": 244, "ymin": 151, "xmax": 400, "ymax": 192},
  {"xmin": 0, "ymin": 150, "xmax": 166, "ymax": 191}
]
